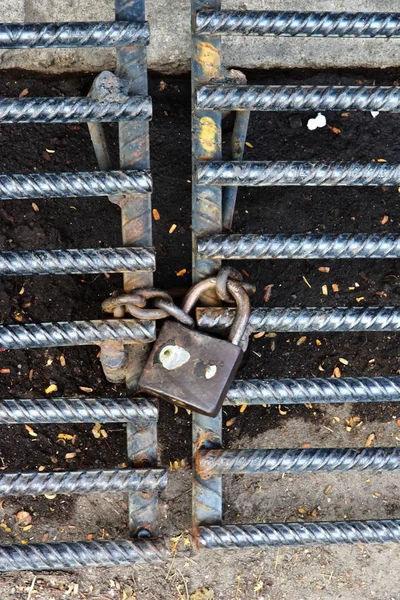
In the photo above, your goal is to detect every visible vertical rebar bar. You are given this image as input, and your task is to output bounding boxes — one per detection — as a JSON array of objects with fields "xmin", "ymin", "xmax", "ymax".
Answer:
[
  {"xmin": 116, "ymin": 0, "xmax": 157, "ymax": 539},
  {"xmin": 192, "ymin": 0, "xmax": 223, "ymax": 528}
]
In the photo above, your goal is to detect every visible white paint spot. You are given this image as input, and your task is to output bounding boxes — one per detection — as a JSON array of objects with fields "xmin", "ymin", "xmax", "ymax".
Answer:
[
  {"xmin": 205, "ymin": 364, "xmax": 217, "ymax": 380},
  {"xmin": 159, "ymin": 345, "xmax": 190, "ymax": 370},
  {"xmin": 371, "ymin": 110, "xmax": 379, "ymax": 118},
  {"xmin": 307, "ymin": 112, "xmax": 327, "ymax": 131}
]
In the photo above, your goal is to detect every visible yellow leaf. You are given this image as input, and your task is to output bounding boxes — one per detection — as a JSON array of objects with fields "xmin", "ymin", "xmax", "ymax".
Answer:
[
  {"xmin": 296, "ymin": 336, "xmax": 307, "ymax": 346},
  {"xmin": 298, "ymin": 507, "xmax": 307, "ymax": 515},
  {"xmin": 38, "ymin": 466, "xmax": 46, "ymax": 472},
  {"xmin": 302, "ymin": 276, "xmax": 311, "ymax": 288},
  {"xmin": 45, "ymin": 384, "xmax": 58, "ymax": 394},
  {"xmin": 239, "ymin": 404, "xmax": 247, "ymax": 413},
  {"xmin": 0, "ymin": 523, "xmax": 11, "ymax": 533},
  {"xmin": 339, "ymin": 357, "xmax": 349, "ymax": 365},
  {"xmin": 18, "ymin": 287, "xmax": 25, "ymax": 295},
  {"xmin": 225, "ymin": 417, "xmax": 236, "ymax": 427},
  {"xmin": 58, "ymin": 433, "xmax": 74, "ymax": 441},
  {"xmin": 365, "ymin": 433, "xmax": 376, "ymax": 447},
  {"xmin": 152, "ymin": 208, "xmax": 160, "ymax": 221},
  {"xmin": 356, "ymin": 297, "xmax": 365, "ymax": 302},
  {"xmin": 169, "ymin": 223, "xmax": 177, "ymax": 234},
  {"xmin": 31, "ymin": 202, "xmax": 39, "ymax": 212},
  {"xmin": 315, "ymin": 339, "xmax": 322, "ymax": 346},
  {"xmin": 333, "ymin": 366, "xmax": 341, "ymax": 378},
  {"xmin": 253, "ymin": 331, "xmax": 265, "ymax": 339},
  {"xmin": 65, "ymin": 452, "xmax": 77, "ymax": 460},
  {"xmin": 321, "ymin": 284, "xmax": 328, "ymax": 296},
  {"xmin": 324, "ymin": 485, "xmax": 333, "ymax": 495},
  {"xmin": 92, "ymin": 423, "xmax": 102, "ymax": 439},
  {"xmin": 25, "ymin": 425, "xmax": 37, "ymax": 438},
  {"xmin": 79, "ymin": 386, "xmax": 93, "ymax": 393},
  {"xmin": 245, "ymin": 141, "xmax": 254, "ymax": 148},
  {"xmin": 278, "ymin": 405, "xmax": 287, "ymax": 415},
  {"xmin": 176, "ymin": 268, "xmax": 187, "ymax": 277},
  {"xmin": 22, "ymin": 525, "xmax": 32, "ymax": 531},
  {"xmin": 377, "ymin": 158, "xmax": 387, "ymax": 162},
  {"xmin": 44, "ymin": 494, "xmax": 57, "ymax": 500},
  {"xmin": 59, "ymin": 355, "xmax": 66, "ymax": 367},
  {"xmin": 318, "ymin": 266, "xmax": 330, "ymax": 273},
  {"xmin": 381, "ymin": 215, "xmax": 389, "ymax": 225},
  {"xmin": 45, "ymin": 148, "xmax": 56, "ymax": 154}
]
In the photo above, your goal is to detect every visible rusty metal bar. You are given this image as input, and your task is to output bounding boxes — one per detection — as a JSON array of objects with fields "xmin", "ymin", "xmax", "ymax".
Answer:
[
  {"xmin": 195, "ymin": 11, "xmax": 400, "ymax": 37},
  {"xmin": 0, "ymin": 320, "xmax": 155, "ymax": 350},
  {"xmin": 0, "ymin": 21, "xmax": 149, "ymax": 49},
  {"xmin": 197, "ymin": 85, "xmax": 400, "ymax": 112},
  {"xmin": 0, "ymin": 397, "xmax": 158, "ymax": 424},
  {"xmin": 0, "ymin": 96, "xmax": 152, "ymax": 123},
  {"xmin": 0, "ymin": 170, "xmax": 151, "ymax": 199},
  {"xmin": 197, "ymin": 306, "xmax": 400, "ymax": 334},
  {"xmin": 192, "ymin": 0, "xmax": 224, "ymax": 529},
  {"xmin": 198, "ymin": 521, "xmax": 400, "ymax": 548},
  {"xmin": 0, "ymin": 247, "xmax": 155, "ymax": 275},
  {"xmin": 0, "ymin": 539, "xmax": 164, "ymax": 570},
  {"xmin": 225, "ymin": 377, "xmax": 400, "ymax": 406},
  {"xmin": 197, "ymin": 448, "xmax": 400, "ymax": 476},
  {"xmin": 198, "ymin": 233, "xmax": 400, "ymax": 260},
  {"xmin": 0, "ymin": 468, "xmax": 167, "ymax": 496},
  {"xmin": 197, "ymin": 161, "xmax": 400, "ymax": 187}
]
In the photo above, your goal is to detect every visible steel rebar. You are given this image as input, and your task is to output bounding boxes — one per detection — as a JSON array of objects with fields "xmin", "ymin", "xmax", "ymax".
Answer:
[
  {"xmin": 0, "ymin": 320, "xmax": 155, "ymax": 350},
  {"xmin": 198, "ymin": 521, "xmax": 400, "ymax": 548},
  {"xmin": 0, "ymin": 468, "xmax": 167, "ymax": 496},
  {"xmin": 0, "ymin": 247, "xmax": 155, "ymax": 276},
  {"xmin": 197, "ymin": 161, "xmax": 400, "ymax": 187},
  {"xmin": 196, "ymin": 11, "xmax": 400, "ymax": 38},
  {"xmin": 196, "ymin": 84, "xmax": 400, "ymax": 112},
  {"xmin": 226, "ymin": 377, "xmax": 400, "ymax": 405},
  {"xmin": 0, "ymin": 21, "xmax": 149, "ymax": 49},
  {"xmin": 0, "ymin": 397, "xmax": 158, "ymax": 424},
  {"xmin": 197, "ymin": 306, "xmax": 400, "ymax": 333},
  {"xmin": 198, "ymin": 448, "xmax": 400, "ymax": 476},
  {"xmin": 0, "ymin": 170, "xmax": 152, "ymax": 199},
  {"xmin": 0, "ymin": 539, "xmax": 165, "ymax": 570},
  {"xmin": 198, "ymin": 233, "xmax": 400, "ymax": 260},
  {"xmin": 0, "ymin": 96, "xmax": 152, "ymax": 124}
]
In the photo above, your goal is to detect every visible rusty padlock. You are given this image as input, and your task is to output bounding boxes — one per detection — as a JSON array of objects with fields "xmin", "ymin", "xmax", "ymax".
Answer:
[{"xmin": 138, "ymin": 276, "xmax": 251, "ymax": 416}]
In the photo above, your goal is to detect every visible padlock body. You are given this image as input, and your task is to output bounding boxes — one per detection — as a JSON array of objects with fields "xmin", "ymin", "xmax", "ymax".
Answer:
[{"xmin": 139, "ymin": 321, "xmax": 242, "ymax": 416}]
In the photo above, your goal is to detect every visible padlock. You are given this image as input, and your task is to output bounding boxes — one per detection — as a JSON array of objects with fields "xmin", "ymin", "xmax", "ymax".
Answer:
[{"xmin": 138, "ymin": 276, "xmax": 250, "ymax": 416}]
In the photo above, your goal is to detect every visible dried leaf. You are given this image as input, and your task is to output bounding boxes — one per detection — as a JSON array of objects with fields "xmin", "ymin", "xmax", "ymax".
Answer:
[
  {"xmin": 328, "ymin": 125, "xmax": 342, "ymax": 135},
  {"xmin": 16, "ymin": 511, "xmax": 32, "ymax": 526},
  {"xmin": 278, "ymin": 405, "xmax": 287, "ymax": 415},
  {"xmin": 296, "ymin": 336, "xmax": 307, "ymax": 346},
  {"xmin": 245, "ymin": 141, "xmax": 254, "ymax": 148},
  {"xmin": 79, "ymin": 386, "xmax": 93, "ymax": 393},
  {"xmin": 58, "ymin": 433, "xmax": 74, "ymax": 441},
  {"xmin": 263, "ymin": 284, "xmax": 274, "ymax": 302},
  {"xmin": 45, "ymin": 148, "xmax": 55, "ymax": 154},
  {"xmin": 253, "ymin": 332, "xmax": 265, "ymax": 339},
  {"xmin": 22, "ymin": 524, "xmax": 32, "ymax": 531},
  {"xmin": 339, "ymin": 357, "xmax": 349, "ymax": 365},
  {"xmin": 302, "ymin": 276, "xmax": 312, "ymax": 288},
  {"xmin": 38, "ymin": 466, "xmax": 45, "ymax": 472},
  {"xmin": 190, "ymin": 588, "xmax": 214, "ymax": 600},
  {"xmin": 356, "ymin": 297, "xmax": 365, "ymax": 302},
  {"xmin": 0, "ymin": 368, "xmax": 10, "ymax": 374},
  {"xmin": 44, "ymin": 494, "xmax": 57, "ymax": 500},
  {"xmin": 59, "ymin": 355, "xmax": 66, "ymax": 367},
  {"xmin": 318, "ymin": 266, "xmax": 330, "ymax": 273},
  {"xmin": 152, "ymin": 208, "xmax": 160, "ymax": 221},
  {"xmin": 324, "ymin": 485, "xmax": 333, "ymax": 495},
  {"xmin": 321, "ymin": 284, "xmax": 328, "ymax": 296},
  {"xmin": 225, "ymin": 417, "xmax": 236, "ymax": 427},
  {"xmin": 45, "ymin": 384, "xmax": 58, "ymax": 394},
  {"xmin": 65, "ymin": 452, "xmax": 77, "ymax": 460},
  {"xmin": 239, "ymin": 404, "xmax": 247, "ymax": 413},
  {"xmin": 19, "ymin": 88, "xmax": 29, "ymax": 98},
  {"xmin": 315, "ymin": 339, "xmax": 322, "ymax": 346},
  {"xmin": 0, "ymin": 523, "xmax": 11, "ymax": 533},
  {"xmin": 298, "ymin": 507, "xmax": 307, "ymax": 515},
  {"xmin": 92, "ymin": 423, "xmax": 102, "ymax": 439},
  {"xmin": 31, "ymin": 202, "xmax": 39, "ymax": 212},
  {"xmin": 377, "ymin": 158, "xmax": 387, "ymax": 162},
  {"xmin": 169, "ymin": 223, "xmax": 177, "ymax": 234},
  {"xmin": 333, "ymin": 366, "xmax": 341, "ymax": 378},
  {"xmin": 332, "ymin": 284, "xmax": 339, "ymax": 293},
  {"xmin": 176, "ymin": 268, "xmax": 187, "ymax": 277},
  {"xmin": 25, "ymin": 425, "xmax": 37, "ymax": 438},
  {"xmin": 365, "ymin": 433, "xmax": 376, "ymax": 447}
]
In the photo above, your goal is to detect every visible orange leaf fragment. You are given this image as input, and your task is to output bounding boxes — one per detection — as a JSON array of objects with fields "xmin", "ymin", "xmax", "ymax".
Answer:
[
  {"xmin": 19, "ymin": 88, "xmax": 29, "ymax": 98},
  {"xmin": 333, "ymin": 367, "xmax": 341, "ymax": 378},
  {"xmin": 328, "ymin": 125, "xmax": 341, "ymax": 135},
  {"xmin": 381, "ymin": 215, "xmax": 389, "ymax": 225},
  {"xmin": 169, "ymin": 223, "xmax": 177, "ymax": 234},
  {"xmin": 176, "ymin": 268, "xmax": 187, "ymax": 277},
  {"xmin": 332, "ymin": 284, "xmax": 339, "ymax": 293},
  {"xmin": 152, "ymin": 208, "xmax": 160, "ymax": 221},
  {"xmin": 318, "ymin": 266, "xmax": 330, "ymax": 273}
]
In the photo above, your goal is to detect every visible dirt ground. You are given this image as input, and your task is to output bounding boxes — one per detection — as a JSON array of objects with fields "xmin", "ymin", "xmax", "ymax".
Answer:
[{"xmin": 0, "ymin": 69, "xmax": 399, "ymax": 599}]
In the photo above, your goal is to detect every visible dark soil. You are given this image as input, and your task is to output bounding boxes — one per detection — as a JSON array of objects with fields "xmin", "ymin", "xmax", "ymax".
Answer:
[{"xmin": 0, "ymin": 69, "xmax": 399, "ymax": 531}]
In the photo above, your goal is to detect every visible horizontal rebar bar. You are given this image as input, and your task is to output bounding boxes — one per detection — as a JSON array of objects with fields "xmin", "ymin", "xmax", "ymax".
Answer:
[
  {"xmin": 198, "ymin": 233, "xmax": 400, "ymax": 260},
  {"xmin": 225, "ymin": 377, "xmax": 400, "ymax": 406},
  {"xmin": 0, "ymin": 170, "xmax": 151, "ymax": 199},
  {"xmin": 0, "ymin": 468, "xmax": 167, "ymax": 496},
  {"xmin": 196, "ymin": 85, "xmax": 400, "ymax": 112},
  {"xmin": 196, "ymin": 11, "xmax": 400, "ymax": 37},
  {"xmin": 196, "ymin": 306, "xmax": 400, "ymax": 333},
  {"xmin": 198, "ymin": 448, "xmax": 400, "ymax": 476},
  {"xmin": 0, "ymin": 539, "xmax": 165, "ymax": 570},
  {"xmin": 0, "ymin": 247, "xmax": 155, "ymax": 276},
  {"xmin": 0, "ymin": 96, "xmax": 152, "ymax": 123},
  {"xmin": 196, "ymin": 161, "xmax": 400, "ymax": 187},
  {"xmin": 198, "ymin": 521, "xmax": 400, "ymax": 548},
  {"xmin": 0, "ymin": 320, "xmax": 155, "ymax": 350},
  {"xmin": 0, "ymin": 397, "xmax": 158, "ymax": 424},
  {"xmin": 0, "ymin": 21, "xmax": 149, "ymax": 49}
]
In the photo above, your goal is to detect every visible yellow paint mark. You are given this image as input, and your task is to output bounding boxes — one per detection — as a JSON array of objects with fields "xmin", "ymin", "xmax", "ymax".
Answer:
[
  {"xmin": 196, "ymin": 41, "xmax": 221, "ymax": 79},
  {"xmin": 199, "ymin": 117, "xmax": 218, "ymax": 156}
]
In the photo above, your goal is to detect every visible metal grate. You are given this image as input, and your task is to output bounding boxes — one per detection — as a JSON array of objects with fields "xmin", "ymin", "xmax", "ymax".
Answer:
[
  {"xmin": 192, "ymin": 4, "xmax": 400, "ymax": 550},
  {"xmin": 0, "ymin": 1, "xmax": 166, "ymax": 569}
]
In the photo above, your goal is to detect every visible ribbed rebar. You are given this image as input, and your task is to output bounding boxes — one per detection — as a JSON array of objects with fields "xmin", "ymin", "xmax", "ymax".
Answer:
[
  {"xmin": 0, "ymin": 539, "xmax": 165, "ymax": 570},
  {"xmin": 0, "ymin": 97, "xmax": 152, "ymax": 124},
  {"xmin": 197, "ymin": 161, "xmax": 400, "ymax": 187},
  {"xmin": 0, "ymin": 170, "xmax": 151, "ymax": 199},
  {"xmin": 196, "ymin": 11, "xmax": 400, "ymax": 38},
  {"xmin": 0, "ymin": 21, "xmax": 149, "ymax": 49},
  {"xmin": 196, "ymin": 85, "xmax": 400, "ymax": 112},
  {"xmin": 196, "ymin": 306, "xmax": 400, "ymax": 333},
  {"xmin": 0, "ymin": 397, "xmax": 158, "ymax": 424},
  {"xmin": 0, "ymin": 247, "xmax": 155, "ymax": 276},
  {"xmin": 226, "ymin": 377, "xmax": 400, "ymax": 406},
  {"xmin": 198, "ymin": 448, "xmax": 400, "ymax": 476},
  {"xmin": 0, "ymin": 320, "xmax": 155, "ymax": 350},
  {"xmin": 198, "ymin": 521, "xmax": 400, "ymax": 548},
  {"xmin": 0, "ymin": 468, "xmax": 167, "ymax": 496},
  {"xmin": 198, "ymin": 233, "xmax": 400, "ymax": 260}
]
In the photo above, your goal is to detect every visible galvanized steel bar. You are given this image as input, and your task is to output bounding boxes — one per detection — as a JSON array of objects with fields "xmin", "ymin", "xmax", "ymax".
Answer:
[
  {"xmin": 0, "ymin": 170, "xmax": 151, "ymax": 199},
  {"xmin": 0, "ymin": 21, "xmax": 149, "ymax": 49},
  {"xmin": 198, "ymin": 233, "xmax": 400, "ymax": 260},
  {"xmin": 0, "ymin": 397, "xmax": 157, "ymax": 424},
  {"xmin": 0, "ymin": 247, "xmax": 155, "ymax": 276},
  {"xmin": 196, "ymin": 11, "xmax": 400, "ymax": 38},
  {"xmin": 226, "ymin": 377, "xmax": 400, "ymax": 406},
  {"xmin": 0, "ymin": 96, "xmax": 152, "ymax": 124},
  {"xmin": 192, "ymin": 0, "xmax": 224, "ymax": 529},
  {"xmin": 197, "ymin": 161, "xmax": 400, "ymax": 187},
  {"xmin": 0, "ymin": 320, "xmax": 155, "ymax": 350},
  {"xmin": 197, "ymin": 85, "xmax": 400, "ymax": 112},
  {"xmin": 0, "ymin": 539, "xmax": 164, "ymax": 570},
  {"xmin": 197, "ymin": 306, "xmax": 400, "ymax": 333},
  {"xmin": 0, "ymin": 468, "xmax": 167, "ymax": 496},
  {"xmin": 197, "ymin": 448, "xmax": 400, "ymax": 476},
  {"xmin": 198, "ymin": 521, "xmax": 400, "ymax": 548}
]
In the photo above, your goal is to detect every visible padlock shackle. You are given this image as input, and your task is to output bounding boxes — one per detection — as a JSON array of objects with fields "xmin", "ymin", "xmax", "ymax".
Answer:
[{"xmin": 182, "ymin": 277, "xmax": 250, "ymax": 346}]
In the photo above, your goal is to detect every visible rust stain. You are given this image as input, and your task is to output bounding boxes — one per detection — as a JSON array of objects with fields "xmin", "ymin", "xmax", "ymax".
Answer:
[
  {"xmin": 192, "ymin": 525, "xmax": 201, "ymax": 549},
  {"xmin": 193, "ymin": 430, "xmax": 218, "ymax": 451},
  {"xmin": 196, "ymin": 41, "xmax": 221, "ymax": 80},
  {"xmin": 199, "ymin": 117, "xmax": 218, "ymax": 156},
  {"xmin": 195, "ymin": 451, "xmax": 215, "ymax": 480}
]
